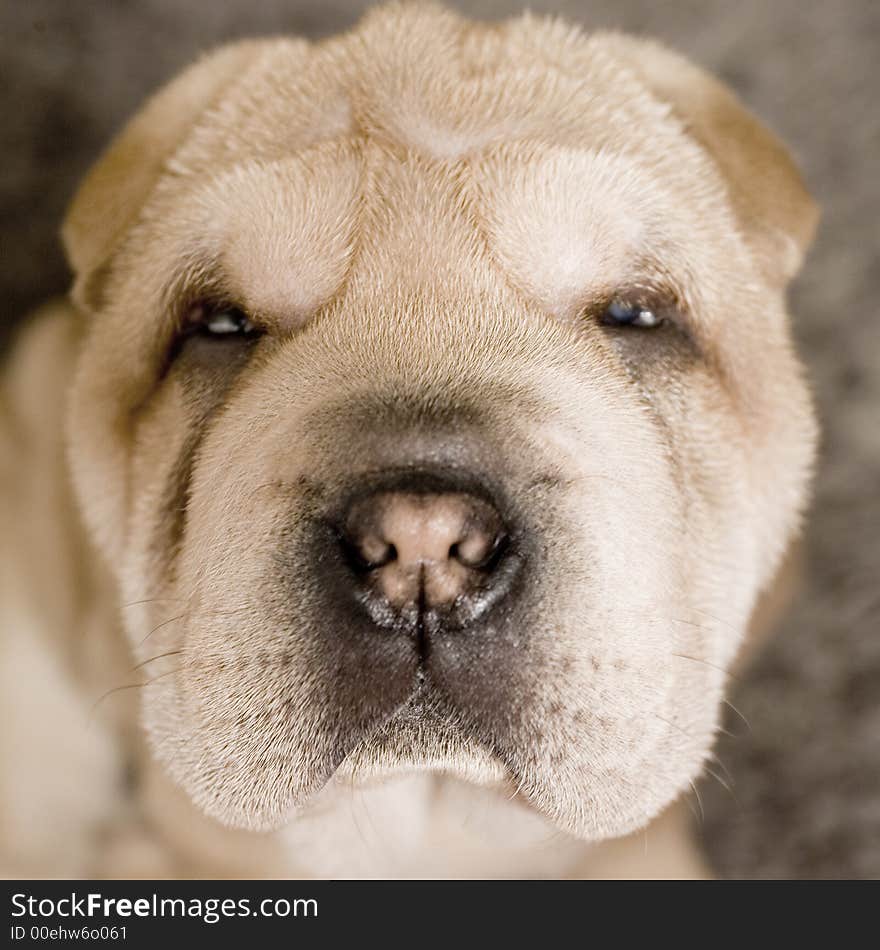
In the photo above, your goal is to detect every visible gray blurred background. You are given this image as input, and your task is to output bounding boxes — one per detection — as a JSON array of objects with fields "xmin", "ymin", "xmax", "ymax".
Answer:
[{"xmin": 2, "ymin": 0, "xmax": 878, "ymax": 877}]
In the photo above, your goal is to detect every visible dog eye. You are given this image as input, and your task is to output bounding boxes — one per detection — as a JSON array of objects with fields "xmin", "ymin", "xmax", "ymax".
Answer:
[
  {"xmin": 601, "ymin": 299, "xmax": 663, "ymax": 329},
  {"xmin": 166, "ymin": 302, "xmax": 264, "ymax": 374},
  {"xmin": 191, "ymin": 304, "xmax": 260, "ymax": 338}
]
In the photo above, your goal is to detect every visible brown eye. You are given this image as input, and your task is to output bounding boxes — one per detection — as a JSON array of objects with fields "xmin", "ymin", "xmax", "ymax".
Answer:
[{"xmin": 601, "ymin": 299, "xmax": 663, "ymax": 329}]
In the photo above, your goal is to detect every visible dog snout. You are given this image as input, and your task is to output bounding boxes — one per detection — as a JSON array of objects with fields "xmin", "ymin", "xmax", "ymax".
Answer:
[{"xmin": 343, "ymin": 490, "xmax": 507, "ymax": 610}]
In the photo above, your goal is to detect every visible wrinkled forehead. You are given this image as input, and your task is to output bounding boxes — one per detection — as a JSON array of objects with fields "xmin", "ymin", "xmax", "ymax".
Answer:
[
  {"xmin": 168, "ymin": 19, "xmax": 686, "ymax": 169},
  {"xmin": 138, "ymin": 22, "xmax": 741, "ymax": 328}
]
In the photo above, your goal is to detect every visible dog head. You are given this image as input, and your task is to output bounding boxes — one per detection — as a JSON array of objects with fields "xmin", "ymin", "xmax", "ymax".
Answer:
[{"xmin": 62, "ymin": 4, "xmax": 817, "ymax": 839}]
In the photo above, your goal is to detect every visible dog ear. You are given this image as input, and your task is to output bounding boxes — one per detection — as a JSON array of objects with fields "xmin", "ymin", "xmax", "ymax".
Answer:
[
  {"xmin": 62, "ymin": 43, "xmax": 262, "ymax": 308},
  {"xmin": 604, "ymin": 36, "xmax": 818, "ymax": 287}
]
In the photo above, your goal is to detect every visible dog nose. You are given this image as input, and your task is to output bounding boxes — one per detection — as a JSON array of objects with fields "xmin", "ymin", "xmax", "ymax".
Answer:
[{"xmin": 342, "ymin": 489, "xmax": 509, "ymax": 612}]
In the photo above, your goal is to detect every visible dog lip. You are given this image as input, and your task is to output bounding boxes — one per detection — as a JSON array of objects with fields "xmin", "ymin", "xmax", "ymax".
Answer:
[
  {"xmin": 305, "ymin": 681, "xmax": 434, "ymax": 793},
  {"xmin": 314, "ymin": 680, "xmax": 514, "ymax": 796}
]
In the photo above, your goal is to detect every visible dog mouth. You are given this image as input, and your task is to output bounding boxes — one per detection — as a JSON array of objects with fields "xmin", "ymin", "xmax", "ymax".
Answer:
[
  {"xmin": 257, "ymin": 464, "xmax": 541, "ymax": 800},
  {"xmin": 329, "ymin": 679, "xmax": 512, "ymax": 793},
  {"xmin": 158, "ymin": 438, "xmax": 709, "ymax": 837}
]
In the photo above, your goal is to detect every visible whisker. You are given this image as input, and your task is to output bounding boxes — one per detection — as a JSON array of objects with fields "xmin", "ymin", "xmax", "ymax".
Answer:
[
  {"xmin": 88, "ymin": 667, "xmax": 182, "ymax": 718},
  {"xmin": 120, "ymin": 597, "xmax": 187, "ymax": 610},
  {"xmin": 682, "ymin": 792, "xmax": 701, "ymax": 826},
  {"xmin": 654, "ymin": 712, "xmax": 699, "ymax": 743},
  {"xmin": 136, "ymin": 613, "xmax": 187, "ymax": 647},
  {"xmin": 688, "ymin": 779, "xmax": 705, "ymax": 826},
  {"xmin": 707, "ymin": 752, "xmax": 735, "ymax": 785},
  {"xmin": 669, "ymin": 652, "xmax": 740, "ymax": 683},
  {"xmin": 703, "ymin": 764, "xmax": 734, "ymax": 797},
  {"xmin": 131, "ymin": 649, "xmax": 185, "ymax": 673},
  {"xmin": 134, "ymin": 604, "xmax": 255, "ymax": 647},
  {"xmin": 702, "ymin": 763, "xmax": 743, "ymax": 813},
  {"xmin": 88, "ymin": 682, "xmax": 149, "ymax": 715},
  {"xmin": 683, "ymin": 606, "xmax": 743, "ymax": 638},
  {"xmin": 722, "ymin": 699, "xmax": 752, "ymax": 733}
]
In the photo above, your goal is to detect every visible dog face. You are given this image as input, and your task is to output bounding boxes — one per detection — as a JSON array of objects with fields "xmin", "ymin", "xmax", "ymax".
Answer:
[{"xmin": 62, "ymin": 4, "xmax": 817, "ymax": 839}]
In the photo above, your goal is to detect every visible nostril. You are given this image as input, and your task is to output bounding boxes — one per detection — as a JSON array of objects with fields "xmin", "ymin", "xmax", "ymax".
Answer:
[
  {"xmin": 339, "ymin": 531, "xmax": 397, "ymax": 573},
  {"xmin": 453, "ymin": 530, "xmax": 508, "ymax": 570},
  {"xmin": 360, "ymin": 535, "xmax": 397, "ymax": 570}
]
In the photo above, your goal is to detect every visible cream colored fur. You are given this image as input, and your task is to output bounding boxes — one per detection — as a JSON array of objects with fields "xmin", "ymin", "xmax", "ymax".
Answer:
[{"xmin": 1, "ymin": 2, "xmax": 817, "ymax": 878}]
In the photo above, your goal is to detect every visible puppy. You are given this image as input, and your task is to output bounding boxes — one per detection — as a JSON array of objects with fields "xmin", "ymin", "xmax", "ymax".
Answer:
[{"xmin": 0, "ymin": 2, "xmax": 817, "ymax": 878}]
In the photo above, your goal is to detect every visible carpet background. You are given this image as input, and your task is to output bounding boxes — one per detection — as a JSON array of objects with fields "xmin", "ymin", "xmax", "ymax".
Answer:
[{"xmin": 2, "ymin": 0, "xmax": 878, "ymax": 877}]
